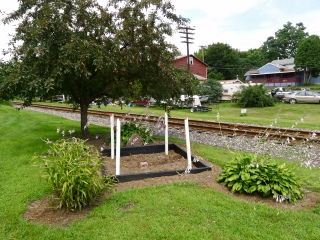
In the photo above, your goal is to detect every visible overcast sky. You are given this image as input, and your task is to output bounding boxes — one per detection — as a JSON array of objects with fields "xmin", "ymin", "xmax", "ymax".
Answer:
[{"xmin": 1, "ymin": 0, "xmax": 320, "ymax": 61}]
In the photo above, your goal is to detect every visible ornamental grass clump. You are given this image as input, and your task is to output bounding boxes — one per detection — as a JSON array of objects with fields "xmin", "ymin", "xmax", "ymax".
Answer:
[
  {"xmin": 217, "ymin": 153, "xmax": 304, "ymax": 204},
  {"xmin": 36, "ymin": 137, "xmax": 114, "ymax": 211}
]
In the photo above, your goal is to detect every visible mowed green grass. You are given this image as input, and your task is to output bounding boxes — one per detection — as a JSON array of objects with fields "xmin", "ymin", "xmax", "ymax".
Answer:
[{"xmin": 1, "ymin": 104, "xmax": 320, "ymax": 240}]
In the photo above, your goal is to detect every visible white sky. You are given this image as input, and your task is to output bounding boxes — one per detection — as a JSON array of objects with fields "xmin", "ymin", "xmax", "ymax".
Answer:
[{"xmin": 1, "ymin": 0, "xmax": 320, "ymax": 60}]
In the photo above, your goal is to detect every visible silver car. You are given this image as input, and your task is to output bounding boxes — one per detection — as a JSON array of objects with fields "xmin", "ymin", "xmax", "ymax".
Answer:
[{"xmin": 283, "ymin": 91, "xmax": 320, "ymax": 104}]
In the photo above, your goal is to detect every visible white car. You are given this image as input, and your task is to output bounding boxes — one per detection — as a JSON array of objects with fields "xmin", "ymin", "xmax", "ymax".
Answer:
[{"xmin": 52, "ymin": 95, "xmax": 66, "ymax": 102}]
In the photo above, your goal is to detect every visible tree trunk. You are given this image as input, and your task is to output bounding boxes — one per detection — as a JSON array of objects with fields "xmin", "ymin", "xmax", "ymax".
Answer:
[
  {"xmin": 303, "ymin": 70, "xmax": 311, "ymax": 85},
  {"xmin": 80, "ymin": 102, "xmax": 89, "ymax": 137}
]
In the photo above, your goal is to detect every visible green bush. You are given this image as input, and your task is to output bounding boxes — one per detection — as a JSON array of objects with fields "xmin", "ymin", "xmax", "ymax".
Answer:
[
  {"xmin": 217, "ymin": 153, "xmax": 304, "ymax": 203},
  {"xmin": 36, "ymin": 138, "xmax": 114, "ymax": 210},
  {"xmin": 198, "ymin": 79, "xmax": 223, "ymax": 103},
  {"xmin": 120, "ymin": 121, "xmax": 153, "ymax": 147},
  {"xmin": 233, "ymin": 84, "xmax": 275, "ymax": 107}
]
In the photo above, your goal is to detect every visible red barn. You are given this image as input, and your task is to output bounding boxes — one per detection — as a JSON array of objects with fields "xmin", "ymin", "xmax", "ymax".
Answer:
[{"xmin": 173, "ymin": 55, "xmax": 208, "ymax": 82}]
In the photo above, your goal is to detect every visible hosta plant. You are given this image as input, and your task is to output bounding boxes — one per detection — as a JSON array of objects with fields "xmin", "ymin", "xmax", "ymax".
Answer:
[
  {"xmin": 217, "ymin": 152, "xmax": 304, "ymax": 204},
  {"xmin": 36, "ymin": 137, "xmax": 114, "ymax": 210}
]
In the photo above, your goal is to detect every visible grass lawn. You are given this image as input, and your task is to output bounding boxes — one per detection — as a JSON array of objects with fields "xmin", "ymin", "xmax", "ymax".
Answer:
[{"xmin": 1, "ymin": 103, "xmax": 320, "ymax": 239}]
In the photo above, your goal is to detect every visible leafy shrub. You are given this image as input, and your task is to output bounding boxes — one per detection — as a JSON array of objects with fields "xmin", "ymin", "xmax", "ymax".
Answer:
[
  {"xmin": 198, "ymin": 79, "xmax": 223, "ymax": 103},
  {"xmin": 120, "ymin": 121, "xmax": 153, "ymax": 147},
  {"xmin": 36, "ymin": 138, "xmax": 114, "ymax": 210},
  {"xmin": 217, "ymin": 153, "xmax": 304, "ymax": 203},
  {"xmin": 233, "ymin": 84, "xmax": 275, "ymax": 107}
]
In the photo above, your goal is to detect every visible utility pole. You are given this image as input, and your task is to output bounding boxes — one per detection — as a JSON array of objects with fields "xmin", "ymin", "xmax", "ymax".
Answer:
[
  {"xmin": 179, "ymin": 26, "xmax": 195, "ymax": 70},
  {"xmin": 199, "ymin": 45, "xmax": 206, "ymax": 62}
]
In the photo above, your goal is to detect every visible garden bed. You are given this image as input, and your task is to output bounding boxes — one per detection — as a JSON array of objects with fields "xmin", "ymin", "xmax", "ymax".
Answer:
[{"xmin": 101, "ymin": 143, "xmax": 212, "ymax": 182}]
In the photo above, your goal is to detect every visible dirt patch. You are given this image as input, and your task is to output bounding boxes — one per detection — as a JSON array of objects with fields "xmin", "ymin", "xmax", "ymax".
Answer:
[
  {"xmin": 23, "ymin": 136, "xmax": 320, "ymax": 227},
  {"xmin": 103, "ymin": 150, "xmax": 189, "ymax": 175}
]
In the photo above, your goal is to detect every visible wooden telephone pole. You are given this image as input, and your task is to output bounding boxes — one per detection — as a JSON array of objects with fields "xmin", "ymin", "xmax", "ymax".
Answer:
[
  {"xmin": 179, "ymin": 26, "xmax": 195, "ymax": 70},
  {"xmin": 199, "ymin": 45, "xmax": 206, "ymax": 62}
]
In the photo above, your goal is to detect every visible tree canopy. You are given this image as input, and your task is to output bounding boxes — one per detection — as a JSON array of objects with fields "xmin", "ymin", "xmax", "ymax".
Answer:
[
  {"xmin": 1, "ymin": 0, "xmax": 195, "ymax": 135},
  {"xmin": 260, "ymin": 22, "xmax": 309, "ymax": 62},
  {"xmin": 295, "ymin": 35, "xmax": 320, "ymax": 85},
  {"xmin": 203, "ymin": 42, "xmax": 239, "ymax": 80}
]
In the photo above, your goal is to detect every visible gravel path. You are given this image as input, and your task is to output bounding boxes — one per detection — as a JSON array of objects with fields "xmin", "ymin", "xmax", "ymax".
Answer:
[{"xmin": 26, "ymin": 106, "xmax": 320, "ymax": 167}]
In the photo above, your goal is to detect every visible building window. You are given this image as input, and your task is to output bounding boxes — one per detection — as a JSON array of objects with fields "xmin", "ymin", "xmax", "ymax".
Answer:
[{"xmin": 188, "ymin": 57, "xmax": 194, "ymax": 65}]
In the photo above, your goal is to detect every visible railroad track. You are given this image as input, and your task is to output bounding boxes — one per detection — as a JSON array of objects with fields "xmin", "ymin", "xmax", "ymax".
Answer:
[{"xmin": 13, "ymin": 102, "xmax": 320, "ymax": 144}]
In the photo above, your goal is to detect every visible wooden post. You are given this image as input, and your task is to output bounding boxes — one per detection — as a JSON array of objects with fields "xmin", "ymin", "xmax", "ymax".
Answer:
[
  {"xmin": 110, "ymin": 114, "xmax": 114, "ymax": 159},
  {"xmin": 116, "ymin": 119, "xmax": 121, "ymax": 175},
  {"xmin": 165, "ymin": 112, "xmax": 168, "ymax": 155},
  {"xmin": 184, "ymin": 117, "xmax": 192, "ymax": 171}
]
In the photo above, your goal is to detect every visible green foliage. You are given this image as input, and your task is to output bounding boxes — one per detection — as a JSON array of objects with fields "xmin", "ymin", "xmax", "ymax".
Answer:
[
  {"xmin": 120, "ymin": 121, "xmax": 154, "ymax": 147},
  {"xmin": 260, "ymin": 21, "xmax": 308, "ymax": 61},
  {"xmin": 207, "ymin": 68, "xmax": 225, "ymax": 80},
  {"xmin": 150, "ymin": 67, "xmax": 198, "ymax": 105},
  {"xmin": 235, "ymin": 49, "xmax": 268, "ymax": 80},
  {"xmin": 217, "ymin": 153, "xmax": 304, "ymax": 204},
  {"xmin": 2, "ymin": 0, "xmax": 193, "ymax": 135},
  {"xmin": 204, "ymin": 42, "xmax": 239, "ymax": 80},
  {"xmin": 295, "ymin": 35, "xmax": 320, "ymax": 84},
  {"xmin": 238, "ymin": 48, "xmax": 268, "ymax": 69},
  {"xmin": 0, "ymin": 61, "xmax": 20, "ymax": 102},
  {"xmin": 233, "ymin": 84, "xmax": 274, "ymax": 107},
  {"xmin": 36, "ymin": 138, "xmax": 114, "ymax": 210},
  {"xmin": 198, "ymin": 79, "xmax": 223, "ymax": 102}
]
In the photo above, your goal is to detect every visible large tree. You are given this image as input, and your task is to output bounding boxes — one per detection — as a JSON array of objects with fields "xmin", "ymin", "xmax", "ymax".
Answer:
[
  {"xmin": 260, "ymin": 22, "xmax": 309, "ymax": 62},
  {"xmin": 204, "ymin": 43, "xmax": 239, "ymax": 80},
  {"xmin": 1, "ymin": 0, "xmax": 194, "ymax": 135},
  {"xmin": 295, "ymin": 35, "xmax": 320, "ymax": 85}
]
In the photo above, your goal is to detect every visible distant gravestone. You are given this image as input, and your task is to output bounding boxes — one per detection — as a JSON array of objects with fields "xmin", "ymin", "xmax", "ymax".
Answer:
[{"xmin": 125, "ymin": 134, "xmax": 144, "ymax": 147}]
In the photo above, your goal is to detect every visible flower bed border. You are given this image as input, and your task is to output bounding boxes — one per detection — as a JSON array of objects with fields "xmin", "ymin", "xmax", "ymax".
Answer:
[{"xmin": 101, "ymin": 143, "xmax": 211, "ymax": 182}]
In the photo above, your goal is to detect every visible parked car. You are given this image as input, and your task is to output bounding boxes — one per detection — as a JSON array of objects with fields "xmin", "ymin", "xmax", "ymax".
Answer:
[
  {"xmin": 199, "ymin": 95, "xmax": 210, "ymax": 103},
  {"xmin": 282, "ymin": 91, "xmax": 320, "ymax": 104},
  {"xmin": 149, "ymin": 98, "xmax": 167, "ymax": 106},
  {"xmin": 130, "ymin": 99, "xmax": 151, "ymax": 106},
  {"xmin": 52, "ymin": 95, "xmax": 66, "ymax": 103},
  {"xmin": 271, "ymin": 87, "xmax": 291, "ymax": 100}
]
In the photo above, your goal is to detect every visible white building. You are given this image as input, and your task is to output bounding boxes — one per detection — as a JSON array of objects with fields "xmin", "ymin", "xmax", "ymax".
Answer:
[{"xmin": 218, "ymin": 79, "xmax": 261, "ymax": 101}]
